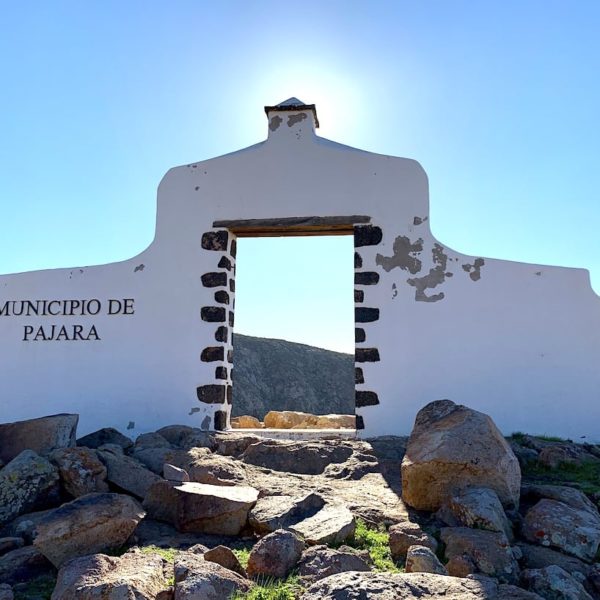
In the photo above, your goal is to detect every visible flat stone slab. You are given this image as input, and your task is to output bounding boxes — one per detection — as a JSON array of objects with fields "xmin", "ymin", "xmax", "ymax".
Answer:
[{"xmin": 291, "ymin": 504, "xmax": 355, "ymax": 545}]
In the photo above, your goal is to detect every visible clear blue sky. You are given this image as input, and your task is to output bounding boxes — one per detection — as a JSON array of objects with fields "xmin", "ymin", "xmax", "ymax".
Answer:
[{"xmin": 1, "ymin": 1, "xmax": 599, "ymax": 353}]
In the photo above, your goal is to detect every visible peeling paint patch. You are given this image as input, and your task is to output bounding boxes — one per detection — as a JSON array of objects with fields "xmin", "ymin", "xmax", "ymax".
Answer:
[
  {"xmin": 413, "ymin": 216, "xmax": 428, "ymax": 226},
  {"xmin": 392, "ymin": 283, "xmax": 398, "ymax": 299},
  {"xmin": 189, "ymin": 407, "xmax": 200, "ymax": 415},
  {"xmin": 200, "ymin": 415, "xmax": 211, "ymax": 430},
  {"xmin": 462, "ymin": 258, "xmax": 485, "ymax": 281},
  {"xmin": 287, "ymin": 113, "xmax": 307, "ymax": 127},
  {"xmin": 535, "ymin": 271, "xmax": 542, "ymax": 276},
  {"xmin": 376, "ymin": 235, "xmax": 423, "ymax": 274},
  {"xmin": 127, "ymin": 421, "xmax": 135, "ymax": 430},
  {"xmin": 269, "ymin": 116, "xmax": 282, "ymax": 131},
  {"xmin": 407, "ymin": 244, "xmax": 449, "ymax": 302},
  {"xmin": 134, "ymin": 264, "xmax": 145, "ymax": 273}
]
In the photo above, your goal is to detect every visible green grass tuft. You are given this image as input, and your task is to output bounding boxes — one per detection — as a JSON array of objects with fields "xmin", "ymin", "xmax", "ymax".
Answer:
[
  {"xmin": 522, "ymin": 460, "xmax": 600, "ymax": 495},
  {"xmin": 232, "ymin": 547, "xmax": 251, "ymax": 569},
  {"xmin": 345, "ymin": 519, "xmax": 401, "ymax": 572},
  {"xmin": 139, "ymin": 544, "xmax": 178, "ymax": 562},
  {"xmin": 230, "ymin": 574, "xmax": 303, "ymax": 599}
]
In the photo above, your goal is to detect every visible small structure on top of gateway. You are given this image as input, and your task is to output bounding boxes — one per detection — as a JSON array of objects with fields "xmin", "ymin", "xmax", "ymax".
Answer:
[{"xmin": 0, "ymin": 99, "xmax": 598, "ymax": 440}]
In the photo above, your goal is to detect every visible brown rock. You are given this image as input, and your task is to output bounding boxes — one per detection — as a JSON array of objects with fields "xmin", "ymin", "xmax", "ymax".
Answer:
[
  {"xmin": 249, "ymin": 493, "xmax": 325, "ymax": 535},
  {"xmin": 51, "ymin": 551, "xmax": 170, "ymax": 599},
  {"xmin": 388, "ymin": 521, "xmax": 438, "ymax": 561},
  {"xmin": 50, "ymin": 447, "xmax": 109, "ymax": 497},
  {"xmin": 186, "ymin": 451, "xmax": 247, "ymax": 486},
  {"xmin": 0, "ymin": 414, "xmax": 78, "ymax": 464},
  {"xmin": 314, "ymin": 415, "xmax": 356, "ymax": 429},
  {"xmin": 0, "ymin": 450, "xmax": 60, "ymax": 525},
  {"xmin": 34, "ymin": 492, "xmax": 145, "ymax": 567},
  {"xmin": 144, "ymin": 481, "xmax": 258, "ymax": 535},
  {"xmin": 298, "ymin": 545, "xmax": 371, "ymax": 582},
  {"xmin": 98, "ymin": 446, "xmax": 163, "ymax": 499},
  {"xmin": 231, "ymin": 415, "xmax": 263, "ymax": 429},
  {"xmin": 247, "ymin": 529, "xmax": 305, "ymax": 579},
  {"xmin": 440, "ymin": 527, "xmax": 519, "ymax": 583},
  {"xmin": 77, "ymin": 428, "xmax": 133, "ymax": 451},
  {"xmin": 264, "ymin": 411, "xmax": 319, "ymax": 429},
  {"xmin": 401, "ymin": 400, "xmax": 521, "ymax": 511},
  {"xmin": 0, "ymin": 546, "xmax": 54, "ymax": 586},
  {"xmin": 290, "ymin": 504, "xmax": 355, "ymax": 545},
  {"xmin": 174, "ymin": 553, "xmax": 252, "ymax": 599},
  {"xmin": 204, "ymin": 545, "xmax": 247, "ymax": 577},
  {"xmin": 522, "ymin": 499, "xmax": 600, "ymax": 561},
  {"xmin": 405, "ymin": 545, "xmax": 447, "ymax": 575},
  {"xmin": 446, "ymin": 554, "xmax": 477, "ymax": 578}
]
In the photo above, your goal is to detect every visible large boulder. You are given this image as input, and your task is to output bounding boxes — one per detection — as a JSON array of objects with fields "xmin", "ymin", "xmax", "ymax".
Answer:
[
  {"xmin": 290, "ymin": 504, "xmax": 355, "ymax": 545},
  {"xmin": 520, "ymin": 565, "xmax": 594, "ymax": 600},
  {"xmin": 0, "ymin": 546, "xmax": 54, "ymax": 586},
  {"xmin": 247, "ymin": 529, "xmax": 305, "ymax": 579},
  {"xmin": 441, "ymin": 527, "xmax": 519, "ymax": 584},
  {"xmin": 522, "ymin": 498, "xmax": 600, "ymax": 561},
  {"xmin": 248, "ymin": 493, "xmax": 325, "ymax": 534},
  {"xmin": 50, "ymin": 447, "xmax": 109, "ymax": 498},
  {"xmin": 0, "ymin": 450, "xmax": 60, "ymax": 525},
  {"xmin": 51, "ymin": 551, "xmax": 170, "ymax": 599},
  {"xmin": 97, "ymin": 446, "xmax": 162, "ymax": 498},
  {"xmin": 0, "ymin": 414, "xmax": 78, "ymax": 464},
  {"xmin": 34, "ymin": 493, "xmax": 145, "ymax": 567},
  {"xmin": 516, "ymin": 542, "xmax": 591, "ymax": 580},
  {"xmin": 297, "ymin": 545, "xmax": 371, "ymax": 582},
  {"xmin": 186, "ymin": 451, "xmax": 247, "ymax": 486},
  {"xmin": 143, "ymin": 480, "xmax": 258, "ymax": 535},
  {"xmin": 174, "ymin": 552, "xmax": 252, "ymax": 599},
  {"xmin": 300, "ymin": 571, "xmax": 544, "ymax": 599},
  {"xmin": 401, "ymin": 400, "xmax": 521, "ymax": 511},
  {"xmin": 77, "ymin": 428, "xmax": 133, "ymax": 451},
  {"xmin": 231, "ymin": 415, "xmax": 263, "ymax": 429}
]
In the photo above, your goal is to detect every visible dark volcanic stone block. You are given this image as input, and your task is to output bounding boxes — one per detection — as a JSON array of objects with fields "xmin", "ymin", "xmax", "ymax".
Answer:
[
  {"xmin": 355, "ymin": 328, "xmax": 366, "ymax": 343},
  {"xmin": 355, "ymin": 307, "xmax": 379, "ymax": 323},
  {"xmin": 230, "ymin": 239, "xmax": 237, "ymax": 258},
  {"xmin": 215, "ymin": 290, "xmax": 230, "ymax": 304},
  {"xmin": 355, "ymin": 415, "xmax": 365, "ymax": 430},
  {"xmin": 218, "ymin": 256, "xmax": 233, "ymax": 271},
  {"xmin": 356, "ymin": 391, "xmax": 380, "ymax": 407},
  {"xmin": 201, "ymin": 307, "xmax": 226, "ymax": 322},
  {"xmin": 355, "ymin": 348, "xmax": 380, "ymax": 362},
  {"xmin": 354, "ymin": 252, "xmax": 363, "ymax": 269},
  {"xmin": 229, "ymin": 279, "xmax": 235, "ymax": 292},
  {"xmin": 214, "ymin": 410, "xmax": 228, "ymax": 431},
  {"xmin": 227, "ymin": 386, "xmax": 232, "ymax": 404},
  {"xmin": 196, "ymin": 385, "xmax": 226, "ymax": 404},
  {"xmin": 201, "ymin": 272, "xmax": 227, "ymax": 288},
  {"xmin": 229, "ymin": 311, "xmax": 234, "ymax": 327},
  {"xmin": 354, "ymin": 289, "xmax": 364, "ymax": 303},
  {"xmin": 201, "ymin": 346, "xmax": 225, "ymax": 362},
  {"xmin": 201, "ymin": 231, "xmax": 229, "ymax": 251},
  {"xmin": 227, "ymin": 349, "xmax": 233, "ymax": 364},
  {"xmin": 354, "ymin": 225, "xmax": 382, "ymax": 247},
  {"xmin": 215, "ymin": 326, "xmax": 228, "ymax": 342},
  {"xmin": 354, "ymin": 272, "xmax": 380, "ymax": 285},
  {"xmin": 355, "ymin": 367, "xmax": 364, "ymax": 384},
  {"xmin": 215, "ymin": 366, "xmax": 228, "ymax": 380}
]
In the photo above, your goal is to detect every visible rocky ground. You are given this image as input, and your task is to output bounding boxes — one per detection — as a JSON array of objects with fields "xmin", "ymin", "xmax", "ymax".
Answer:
[{"xmin": 0, "ymin": 402, "xmax": 599, "ymax": 599}]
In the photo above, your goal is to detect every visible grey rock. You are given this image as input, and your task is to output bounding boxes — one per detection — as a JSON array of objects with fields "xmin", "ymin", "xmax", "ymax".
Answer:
[
  {"xmin": 0, "ymin": 509, "xmax": 54, "ymax": 544},
  {"xmin": 300, "ymin": 571, "xmax": 544, "ymax": 599},
  {"xmin": 521, "ymin": 483, "xmax": 600, "ymax": 514},
  {"xmin": 298, "ymin": 545, "xmax": 371, "ymax": 582},
  {"xmin": 204, "ymin": 545, "xmax": 247, "ymax": 577},
  {"xmin": 97, "ymin": 446, "xmax": 162, "ymax": 499},
  {"xmin": 405, "ymin": 545, "xmax": 447, "ymax": 575},
  {"xmin": 0, "ymin": 538, "xmax": 23, "ymax": 557},
  {"xmin": 49, "ymin": 447, "xmax": 109, "ymax": 497},
  {"xmin": 0, "ymin": 414, "xmax": 78, "ymax": 464},
  {"xmin": 155, "ymin": 426, "xmax": 215, "ymax": 450},
  {"xmin": 0, "ymin": 451, "xmax": 60, "ymax": 525},
  {"xmin": 521, "ymin": 565, "xmax": 594, "ymax": 600},
  {"xmin": 437, "ymin": 487, "xmax": 513, "ymax": 539},
  {"xmin": 77, "ymin": 428, "xmax": 133, "ymax": 451},
  {"xmin": 34, "ymin": 492, "xmax": 145, "ymax": 567},
  {"xmin": 0, "ymin": 584, "xmax": 12, "ymax": 600},
  {"xmin": 213, "ymin": 433, "xmax": 262, "ymax": 457},
  {"xmin": 388, "ymin": 521, "xmax": 438, "ymax": 561},
  {"xmin": 441, "ymin": 527, "xmax": 519, "ymax": 583},
  {"xmin": 173, "ymin": 553, "xmax": 252, "ymax": 600},
  {"xmin": 0, "ymin": 546, "xmax": 54, "ymax": 586},
  {"xmin": 51, "ymin": 551, "xmax": 170, "ymax": 599},
  {"xmin": 186, "ymin": 451, "xmax": 247, "ymax": 486},
  {"xmin": 248, "ymin": 493, "xmax": 325, "ymax": 534},
  {"xmin": 401, "ymin": 400, "xmax": 521, "ymax": 511},
  {"xmin": 522, "ymin": 498, "xmax": 600, "ymax": 561},
  {"xmin": 134, "ymin": 432, "xmax": 172, "ymax": 451},
  {"xmin": 247, "ymin": 529, "xmax": 305, "ymax": 579},
  {"xmin": 290, "ymin": 504, "xmax": 355, "ymax": 545},
  {"xmin": 163, "ymin": 463, "xmax": 189, "ymax": 482},
  {"xmin": 517, "ymin": 542, "xmax": 591, "ymax": 579}
]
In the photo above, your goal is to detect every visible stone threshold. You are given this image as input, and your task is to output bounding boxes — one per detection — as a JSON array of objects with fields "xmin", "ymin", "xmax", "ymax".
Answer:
[{"xmin": 229, "ymin": 428, "xmax": 358, "ymax": 440}]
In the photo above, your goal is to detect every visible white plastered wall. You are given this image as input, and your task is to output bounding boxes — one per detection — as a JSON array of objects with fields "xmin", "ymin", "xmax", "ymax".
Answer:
[{"xmin": 0, "ymin": 104, "xmax": 598, "ymax": 440}]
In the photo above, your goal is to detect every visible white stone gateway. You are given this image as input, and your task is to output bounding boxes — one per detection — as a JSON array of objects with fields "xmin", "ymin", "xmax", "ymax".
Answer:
[{"xmin": 1, "ymin": 99, "xmax": 599, "ymax": 440}]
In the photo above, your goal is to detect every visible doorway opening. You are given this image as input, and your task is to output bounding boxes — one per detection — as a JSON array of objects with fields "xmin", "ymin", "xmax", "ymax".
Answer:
[{"xmin": 232, "ymin": 234, "xmax": 355, "ymax": 431}]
